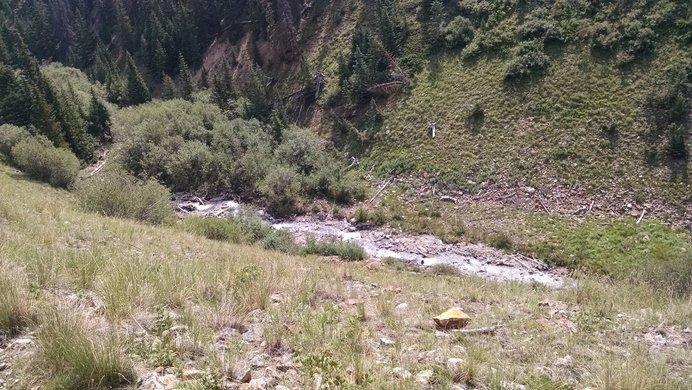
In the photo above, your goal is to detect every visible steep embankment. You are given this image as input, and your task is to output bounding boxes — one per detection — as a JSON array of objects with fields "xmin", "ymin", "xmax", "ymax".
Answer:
[{"xmin": 2, "ymin": 164, "xmax": 691, "ymax": 388}]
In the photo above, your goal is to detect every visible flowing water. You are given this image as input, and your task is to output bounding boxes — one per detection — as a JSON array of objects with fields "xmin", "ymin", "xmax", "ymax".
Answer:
[{"xmin": 176, "ymin": 196, "xmax": 567, "ymax": 287}]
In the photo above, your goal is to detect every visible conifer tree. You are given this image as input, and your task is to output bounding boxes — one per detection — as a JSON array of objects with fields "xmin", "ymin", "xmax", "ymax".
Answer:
[
  {"xmin": 211, "ymin": 62, "xmax": 237, "ymax": 111},
  {"xmin": 161, "ymin": 74, "xmax": 178, "ymax": 99},
  {"xmin": 178, "ymin": 52, "xmax": 194, "ymax": 101},
  {"xmin": 87, "ymin": 89, "xmax": 111, "ymax": 141},
  {"xmin": 125, "ymin": 52, "xmax": 151, "ymax": 105}
]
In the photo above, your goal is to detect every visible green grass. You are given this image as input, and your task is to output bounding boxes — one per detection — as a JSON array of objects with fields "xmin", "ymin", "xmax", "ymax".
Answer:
[
  {"xmin": 301, "ymin": 236, "xmax": 367, "ymax": 261},
  {"xmin": 2, "ymin": 163, "xmax": 692, "ymax": 388},
  {"xmin": 363, "ymin": 41, "xmax": 690, "ymax": 204}
]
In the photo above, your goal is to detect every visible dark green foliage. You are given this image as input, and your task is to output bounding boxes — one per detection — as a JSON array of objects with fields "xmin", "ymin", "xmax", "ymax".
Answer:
[
  {"xmin": 211, "ymin": 62, "xmax": 237, "ymax": 112},
  {"xmin": 125, "ymin": 53, "xmax": 151, "ymax": 105},
  {"xmin": 517, "ymin": 8, "xmax": 563, "ymax": 42},
  {"xmin": 376, "ymin": 0, "xmax": 409, "ymax": 54},
  {"xmin": 76, "ymin": 171, "xmax": 174, "ymax": 224},
  {"xmin": 443, "ymin": 16, "xmax": 475, "ymax": 49},
  {"xmin": 0, "ymin": 124, "xmax": 30, "ymax": 159},
  {"xmin": 178, "ymin": 52, "xmax": 194, "ymax": 101},
  {"xmin": 504, "ymin": 39, "xmax": 550, "ymax": 81},
  {"xmin": 339, "ymin": 27, "xmax": 389, "ymax": 100},
  {"xmin": 11, "ymin": 135, "xmax": 80, "ymax": 188},
  {"xmin": 243, "ymin": 65, "xmax": 273, "ymax": 120},
  {"xmin": 301, "ymin": 236, "xmax": 367, "ymax": 261},
  {"xmin": 161, "ymin": 74, "xmax": 178, "ymax": 99},
  {"xmin": 86, "ymin": 90, "xmax": 111, "ymax": 141},
  {"xmin": 259, "ymin": 165, "xmax": 302, "ymax": 217}
]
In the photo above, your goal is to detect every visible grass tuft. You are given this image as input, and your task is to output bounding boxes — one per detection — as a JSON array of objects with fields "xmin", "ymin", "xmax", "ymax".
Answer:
[{"xmin": 33, "ymin": 307, "xmax": 134, "ymax": 389}]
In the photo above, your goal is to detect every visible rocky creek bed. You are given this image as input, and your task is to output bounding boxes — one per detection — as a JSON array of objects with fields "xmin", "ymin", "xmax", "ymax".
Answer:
[{"xmin": 175, "ymin": 195, "xmax": 568, "ymax": 287}]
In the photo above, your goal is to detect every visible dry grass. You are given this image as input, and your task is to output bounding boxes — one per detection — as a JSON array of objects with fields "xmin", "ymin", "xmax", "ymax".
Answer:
[{"xmin": 1, "ymin": 163, "xmax": 691, "ymax": 389}]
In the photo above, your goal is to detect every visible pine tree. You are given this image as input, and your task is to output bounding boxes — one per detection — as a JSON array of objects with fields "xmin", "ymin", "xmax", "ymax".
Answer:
[
  {"xmin": 86, "ymin": 89, "xmax": 111, "ymax": 141},
  {"xmin": 114, "ymin": 0, "xmax": 134, "ymax": 49},
  {"xmin": 125, "ymin": 52, "xmax": 151, "ymax": 105},
  {"xmin": 72, "ymin": 10, "xmax": 96, "ymax": 68},
  {"xmin": 243, "ymin": 64, "xmax": 272, "ymax": 120},
  {"xmin": 0, "ymin": 66, "xmax": 33, "ymax": 127},
  {"xmin": 54, "ymin": 88, "xmax": 94, "ymax": 162},
  {"xmin": 426, "ymin": 0, "xmax": 446, "ymax": 49},
  {"xmin": 153, "ymin": 40, "xmax": 167, "ymax": 81},
  {"xmin": 29, "ymin": 87, "xmax": 65, "ymax": 148},
  {"xmin": 211, "ymin": 62, "xmax": 237, "ymax": 111},
  {"xmin": 178, "ymin": 52, "xmax": 194, "ymax": 101},
  {"xmin": 0, "ymin": 34, "xmax": 7, "ymax": 64},
  {"xmin": 161, "ymin": 74, "xmax": 178, "ymax": 99}
]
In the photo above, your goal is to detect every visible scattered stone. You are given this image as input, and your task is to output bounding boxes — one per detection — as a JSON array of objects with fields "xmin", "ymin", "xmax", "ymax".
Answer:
[
  {"xmin": 270, "ymin": 293, "xmax": 283, "ymax": 303},
  {"xmin": 417, "ymin": 350, "xmax": 444, "ymax": 364},
  {"xmin": 555, "ymin": 355, "xmax": 573, "ymax": 368},
  {"xmin": 395, "ymin": 303, "xmax": 408, "ymax": 311},
  {"xmin": 137, "ymin": 373, "xmax": 178, "ymax": 390},
  {"xmin": 275, "ymin": 386, "xmax": 289, "ymax": 390},
  {"xmin": 380, "ymin": 337, "xmax": 396, "ymax": 346},
  {"xmin": 248, "ymin": 378, "xmax": 269, "ymax": 389},
  {"xmin": 501, "ymin": 381, "xmax": 526, "ymax": 390},
  {"xmin": 0, "ymin": 362, "xmax": 8, "ymax": 371},
  {"xmin": 346, "ymin": 298, "xmax": 364, "ymax": 306},
  {"xmin": 250, "ymin": 353, "xmax": 269, "ymax": 368},
  {"xmin": 181, "ymin": 369, "xmax": 205, "ymax": 380},
  {"xmin": 415, "ymin": 369, "xmax": 434, "ymax": 384},
  {"xmin": 7, "ymin": 338, "xmax": 32, "ymax": 350},
  {"xmin": 391, "ymin": 367, "xmax": 412, "ymax": 379},
  {"xmin": 447, "ymin": 358, "xmax": 464, "ymax": 370},
  {"xmin": 237, "ymin": 369, "xmax": 252, "ymax": 383},
  {"xmin": 169, "ymin": 325, "xmax": 188, "ymax": 334}
]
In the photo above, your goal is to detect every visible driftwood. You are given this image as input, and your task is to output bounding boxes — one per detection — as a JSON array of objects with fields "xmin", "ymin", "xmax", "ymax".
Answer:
[
  {"xmin": 440, "ymin": 195, "xmax": 458, "ymax": 203},
  {"xmin": 450, "ymin": 324, "xmax": 502, "ymax": 335},
  {"xmin": 500, "ymin": 192, "xmax": 516, "ymax": 200},
  {"xmin": 538, "ymin": 196, "xmax": 552, "ymax": 215},
  {"xmin": 368, "ymin": 179, "xmax": 391, "ymax": 203},
  {"xmin": 637, "ymin": 209, "xmax": 646, "ymax": 224},
  {"xmin": 367, "ymin": 80, "xmax": 405, "ymax": 96}
]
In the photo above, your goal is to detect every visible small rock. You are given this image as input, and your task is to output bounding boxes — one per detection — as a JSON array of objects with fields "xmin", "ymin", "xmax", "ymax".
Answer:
[
  {"xmin": 395, "ymin": 303, "xmax": 408, "ymax": 311},
  {"xmin": 275, "ymin": 386, "xmax": 289, "ymax": 390},
  {"xmin": 450, "ymin": 385, "xmax": 467, "ymax": 390},
  {"xmin": 391, "ymin": 367, "xmax": 412, "ymax": 379},
  {"xmin": 169, "ymin": 325, "xmax": 188, "ymax": 334},
  {"xmin": 8, "ymin": 338, "xmax": 32, "ymax": 349},
  {"xmin": 248, "ymin": 378, "xmax": 268, "ymax": 389},
  {"xmin": 182, "ymin": 369, "xmax": 205, "ymax": 380},
  {"xmin": 0, "ymin": 362, "xmax": 9, "ymax": 371},
  {"xmin": 137, "ymin": 373, "xmax": 178, "ymax": 390},
  {"xmin": 237, "ymin": 369, "xmax": 252, "ymax": 383},
  {"xmin": 447, "ymin": 358, "xmax": 464, "ymax": 370},
  {"xmin": 501, "ymin": 381, "xmax": 526, "ymax": 390},
  {"xmin": 380, "ymin": 337, "xmax": 396, "ymax": 346},
  {"xmin": 555, "ymin": 355, "xmax": 573, "ymax": 368},
  {"xmin": 250, "ymin": 354, "xmax": 269, "ymax": 368},
  {"xmin": 416, "ymin": 370, "xmax": 434, "ymax": 384}
]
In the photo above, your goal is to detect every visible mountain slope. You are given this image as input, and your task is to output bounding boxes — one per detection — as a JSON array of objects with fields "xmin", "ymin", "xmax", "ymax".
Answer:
[{"xmin": 1, "ymin": 164, "xmax": 691, "ymax": 388}]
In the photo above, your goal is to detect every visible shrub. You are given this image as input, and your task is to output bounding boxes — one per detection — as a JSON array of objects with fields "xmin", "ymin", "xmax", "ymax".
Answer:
[
  {"xmin": 259, "ymin": 165, "xmax": 302, "ymax": 217},
  {"xmin": 504, "ymin": 39, "xmax": 550, "ymax": 81},
  {"xmin": 76, "ymin": 171, "xmax": 174, "ymax": 224},
  {"xmin": 33, "ymin": 308, "xmax": 134, "ymax": 389},
  {"xmin": 430, "ymin": 263, "xmax": 461, "ymax": 276},
  {"xmin": 0, "ymin": 124, "xmax": 30, "ymax": 159},
  {"xmin": 259, "ymin": 229, "xmax": 296, "ymax": 253},
  {"xmin": 11, "ymin": 135, "xmax": 80, "ymax": 188},
  {"xmin": 275, "ymin": 127, "xmax": 326, "ymax": 175},
  {"xmin": 639, "ymin": 252, "xmax": 692, "ymax": 297},
  {"xmin": 301, "ymin": 236, "xmax": 367, "ymax": 261},
  {"xmin": 180, "ymin": 216, "xmax": 245, "ymax": 242},
  {"xmin": 590, "ymin": 22, "xmax": 621, "ymax": 50},
  {"xmin": 444, "ymin": 16, "xmax": 475, "ymax": 49}
]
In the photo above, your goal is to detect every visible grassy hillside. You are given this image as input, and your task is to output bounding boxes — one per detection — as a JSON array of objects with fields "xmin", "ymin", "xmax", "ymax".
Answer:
[
  {"xmin": 367, "ymin": 40, "xmax": 690, "ymax": 202},
  {"xmin": 2, "ymin": 165, "xmax": 692, "ymax": 389}
]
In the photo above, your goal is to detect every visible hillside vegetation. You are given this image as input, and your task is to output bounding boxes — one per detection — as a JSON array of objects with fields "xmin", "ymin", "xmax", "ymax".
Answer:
[{"xmin": 1, "ymin": 164, "xmax": 691, "ymax": 389}]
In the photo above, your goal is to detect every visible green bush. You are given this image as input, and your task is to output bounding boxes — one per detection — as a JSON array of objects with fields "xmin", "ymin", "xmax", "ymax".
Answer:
[
  {"xmin": 259, "ymin": 229, "xmax": 296, "ymax": 253},
  {"xmin": 180, "ymin": 216, "xmax": 245, "ymax": 242},
  {"xmin": 444, "ymin": 16, "xmax": 475, "ymax": 49},
  {"xmin": 259, "ymin": 165, "xmax": 302, "ymax": 217},
  {"xmin": 0, "ymin": 124, "xmax": 30, "ymax": 159},
  {"xmin": 76, "ymin": 171, "xmax": 174, "ymax": 224},
  {"xmin": 302, "ymin": 236, "xmax": 367, "ymax": 261},
  {"xmin": 11, "ymin": 135, "xmax": 80, "ymax": 188},
  {"xmin": 504, "ymin": 40, "xmax": 550, "ymax": 81}
]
